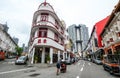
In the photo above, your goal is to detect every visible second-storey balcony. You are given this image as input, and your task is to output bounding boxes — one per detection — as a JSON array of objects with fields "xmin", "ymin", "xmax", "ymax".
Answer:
[{"xmin": 31, "ymin": 37, "xmax": 64, "ymax": 51}]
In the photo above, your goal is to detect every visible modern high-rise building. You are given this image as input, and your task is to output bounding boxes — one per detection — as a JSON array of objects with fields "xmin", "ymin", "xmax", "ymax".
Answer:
[
  {"xmin": 67, "ymin": 24, "xmax": 89, "ymax": 55},
  {"xmin": 80, "ymin": 24, "xmax": 89, "ymax": 51},
  {"xmin": 22, "ymin": 43, "xmax": 28, "ymax": 52},
  {"xmin": 0, "ymin": 23, "xmax": 17, "ymax": 56}
]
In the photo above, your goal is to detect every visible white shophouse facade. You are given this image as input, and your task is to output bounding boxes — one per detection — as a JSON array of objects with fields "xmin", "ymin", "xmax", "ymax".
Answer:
[
  {"xmin": 0, "ymin": 24, "xmax": 17, "ymax": 55},
  {"xmin": 100, "ymin": 1, "xmax": 120, "ymax": 55},
  {"xmin": 28, "ymin": 2, "xmax": 66, "ymax": 64}
]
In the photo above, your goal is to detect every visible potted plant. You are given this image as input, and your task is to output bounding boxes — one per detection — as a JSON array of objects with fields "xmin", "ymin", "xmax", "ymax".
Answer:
[
  {"xmin": 46, "ymin": 55, "xmax": 50, "ymax": 64},
  {"xmin": 34, "ymin": 55, "xmax": 38, "ymax": 64}
]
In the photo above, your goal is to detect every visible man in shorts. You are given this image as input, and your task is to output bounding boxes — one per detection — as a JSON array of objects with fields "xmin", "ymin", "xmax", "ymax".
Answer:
[{"xmin": 56, "ymin": 58, "xmax": 62, "ymax": 75}]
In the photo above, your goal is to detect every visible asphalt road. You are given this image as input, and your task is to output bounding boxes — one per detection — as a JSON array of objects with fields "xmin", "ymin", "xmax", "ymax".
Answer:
[
  {"xmin": 0, "ymin": 60, "xmax": 119, "ymax": 78},
  {"xmin": 0, "ymin": 58, "xmax": 28, "ymax": 72}
]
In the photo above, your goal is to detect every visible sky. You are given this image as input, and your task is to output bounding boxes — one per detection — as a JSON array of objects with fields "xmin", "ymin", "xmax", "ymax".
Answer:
[{"xmin": 0, "ymin": 0, "xmax": 119, "ymax": 47}]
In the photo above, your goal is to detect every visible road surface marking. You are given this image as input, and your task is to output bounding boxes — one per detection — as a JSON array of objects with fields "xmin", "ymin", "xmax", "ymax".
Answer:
[
  {"xmin": 88, "ymin": 63, "xmax": 91, "ymax": 65},
  {"xmin": 76, "ymin": 76, "xmax": 79, "ymax": 78},
  {"xmin": 0, "ymin": 68, "xmax": 33, "ymax": 75},
  {"xmin": 80, "ymin": 67, "xmax": 83, "ymax": 71}
]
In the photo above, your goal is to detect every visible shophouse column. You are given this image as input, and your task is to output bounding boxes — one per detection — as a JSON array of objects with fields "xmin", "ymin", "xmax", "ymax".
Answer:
[
  {"xmin": 58, "ymin": 51, "xmax": 60, "ymax": 61},
  {"xmin": 31, "ymin": 48, "xmax": 35, "ymax": 64},
  {"xmin": 50, "ymin": 47, "xmax": 53, "ymax": 64},
  {"xmin": 41, "ymin": 47, "xmax": 45, "ymax": 63}
]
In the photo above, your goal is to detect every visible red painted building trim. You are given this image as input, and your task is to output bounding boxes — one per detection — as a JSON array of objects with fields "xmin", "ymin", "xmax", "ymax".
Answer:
[
  {"xmin": 31, "ymin": 37, "xmax": 64, "ymax": 46},
  {"xmin": 33, "ymin": 10, "xmax": 65, "ymax": 29},
  {"xmin": 95, "ymin": 16, "xmax": 110, "ymax": 47}
]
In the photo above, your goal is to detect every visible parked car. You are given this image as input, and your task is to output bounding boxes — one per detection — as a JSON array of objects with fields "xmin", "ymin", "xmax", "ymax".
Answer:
[
  {"xmin": 8, "ymin": 56, "xmax": 16, "ymax": 59},
  {"xmin": 88, "ymin": 58, "xmax": 91, "ymax": 61},
  {"xmin": 15, "ymin": 56, "xmax": 27, "ymax": 65},
  {"xmin": 65, "ymin": 59, "xmax": 72, "ymax": 65},
  {"xmin": 94, "ymin": 58, "xmax": 102, "ymax": 65},
  {"xmin": 103, "ymin": 54, "xmax": 120, "ymax": 75},
  {"xmin": 83, "ymin": 58, "xmax": 88, "ymax": 61}
]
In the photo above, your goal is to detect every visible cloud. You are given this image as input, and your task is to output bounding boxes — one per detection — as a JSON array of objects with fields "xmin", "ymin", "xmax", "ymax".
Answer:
[
  {"xmin": 0, "ymin": 0, "xmax": 40, "ymax": 46},
  {"xmin": 0, "ymin": 0, "xmax": 119, "ymax": 47}
]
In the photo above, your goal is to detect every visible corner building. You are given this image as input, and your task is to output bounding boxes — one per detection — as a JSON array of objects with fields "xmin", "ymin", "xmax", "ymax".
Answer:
[{"xmin": 28, "ymin": 2, "xmax": 66, "ymax": 64}]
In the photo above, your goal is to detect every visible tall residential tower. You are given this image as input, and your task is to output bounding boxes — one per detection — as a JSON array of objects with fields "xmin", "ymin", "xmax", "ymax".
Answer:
[{"xmin": 67, "ymin": 24, "xmax": 89, "ymax": 56}]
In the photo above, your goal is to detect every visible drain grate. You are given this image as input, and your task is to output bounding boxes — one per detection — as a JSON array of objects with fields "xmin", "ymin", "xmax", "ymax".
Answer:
[{"xmin": 29, "ymin": 73, "xmax": 40, "ymax": 77}]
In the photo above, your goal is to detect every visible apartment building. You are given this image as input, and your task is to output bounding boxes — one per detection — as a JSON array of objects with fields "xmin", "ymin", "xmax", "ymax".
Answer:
[{"xmin": 28, "ymin": 1, "xmax": 66, "ymax": 64}]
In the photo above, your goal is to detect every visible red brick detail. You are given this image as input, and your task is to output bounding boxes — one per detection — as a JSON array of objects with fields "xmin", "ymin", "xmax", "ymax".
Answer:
[{"xmin": 43, "ymin": 39, "xmax": 47, "ymax": 43}]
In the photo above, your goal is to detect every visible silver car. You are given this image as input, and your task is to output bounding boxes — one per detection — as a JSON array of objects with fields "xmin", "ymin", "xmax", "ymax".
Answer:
[{"xmin": 15, "ymin": 56, "xmax": 27, "ymax": 65}]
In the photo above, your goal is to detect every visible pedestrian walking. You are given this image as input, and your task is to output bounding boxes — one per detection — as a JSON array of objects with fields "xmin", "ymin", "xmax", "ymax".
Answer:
[
  {"xmin": 16, "ymin": 56, "xmax": 18, "ymax": 60},
  {"xmin": 56, "ymin": 58, "xmax": 62, "ymax": 75}
]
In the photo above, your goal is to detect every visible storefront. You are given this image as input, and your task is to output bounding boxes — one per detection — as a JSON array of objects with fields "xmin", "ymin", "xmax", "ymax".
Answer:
[
  {"xmin": 104, "ymin": 40, "xmax": 120, "ymax": 55},
  {"xmin": 30, "ymin": 46, "xmax": 64, "ymax": 64}
]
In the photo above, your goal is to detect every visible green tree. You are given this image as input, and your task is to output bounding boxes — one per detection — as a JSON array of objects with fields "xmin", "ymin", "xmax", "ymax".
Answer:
[{"xmin": 15, "ymin": 46, "xmax": 23, "ymax": 56}]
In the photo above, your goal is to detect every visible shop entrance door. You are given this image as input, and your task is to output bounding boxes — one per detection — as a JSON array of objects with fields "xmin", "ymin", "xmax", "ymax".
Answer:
[{"xmin": 34, "ymin": 47, "xmax": 42, "ymax": 63}]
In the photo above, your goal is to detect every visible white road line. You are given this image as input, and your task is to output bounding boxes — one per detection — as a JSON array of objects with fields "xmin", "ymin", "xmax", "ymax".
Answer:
[
  {"xmin": 88, "ymin": 63, "xmax": 91, "ymax": 65},
  {"xmin": 76, "ymin": 76, "xmax": 79, "ymax": 78},
  {"xmin": 80, "ymin": 67, "xmax": 83, "ymax": 71},
  {"xmin": 0, "ymin": 68, "xmax": 33, "ymax": 75}
]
